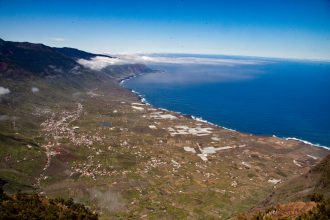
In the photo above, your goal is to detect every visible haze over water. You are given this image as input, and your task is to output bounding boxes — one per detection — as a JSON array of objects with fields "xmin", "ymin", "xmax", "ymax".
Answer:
[{"xmin": 123, "ymin": 54, "xmax": 330, "ymax": 148}]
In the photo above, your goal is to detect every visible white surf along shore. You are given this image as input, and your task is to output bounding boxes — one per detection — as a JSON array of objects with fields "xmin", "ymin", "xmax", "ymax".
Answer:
[{"xmin": 119, "ymin": 72, "xmax": 330, "ymax": 151}]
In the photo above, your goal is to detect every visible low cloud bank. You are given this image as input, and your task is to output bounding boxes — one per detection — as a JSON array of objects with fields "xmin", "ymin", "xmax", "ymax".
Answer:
[
  {"xmin": 77, "ymin": 56, "xmax": 129, "ymax": 70},
  {"xmin": 0, "ymin": 86, "xmax": 10, "ymax": 96},
  {"xmin": 118, "ymin": 54, "xmax": 263, "ymax": 66},
  {"xmin": 78, "ymin": 54, "xmax": 266, "ymax": 70}
]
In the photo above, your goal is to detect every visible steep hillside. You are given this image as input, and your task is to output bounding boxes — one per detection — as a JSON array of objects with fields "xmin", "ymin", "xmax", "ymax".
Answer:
[
  {"xmin": 0, "ymin": 39, "xmax": 149, "ymax": 79},
  {"xmin": 238, "ymin": 155, "xmax": 330, "ymax": 219},
  {"xmin": 54, "ymin": 47, "xmax": 113, "ymax": 60},
  {"xmin": 261, "ymin": 154, "xmax": 330, "ymax": 207},
  {"xmin": 0, "ymin": 39, "xmax": 77, "ymax": 76}
]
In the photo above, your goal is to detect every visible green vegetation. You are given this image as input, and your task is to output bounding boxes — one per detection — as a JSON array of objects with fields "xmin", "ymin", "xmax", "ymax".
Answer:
[
  {"xmin": 298, "ymin": 195, "xmax": 330, "ymax": 220},
  {"xmin": 0, "ymin": 192, "xmax": 98, "ymax": 219}
]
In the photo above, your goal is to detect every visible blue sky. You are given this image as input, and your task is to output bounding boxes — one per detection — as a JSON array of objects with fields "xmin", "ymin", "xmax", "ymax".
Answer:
[{"xmin": 1, "ymin": 0, "xmax": 330, "ymax": 59}]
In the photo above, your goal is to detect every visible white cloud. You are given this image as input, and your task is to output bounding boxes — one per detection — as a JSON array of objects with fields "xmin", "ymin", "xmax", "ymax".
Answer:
[
  {"xmin": 31, "ymin": 87, "xmax": 40, "ymax": 93},
  {"xmin": 116, "ymin": 54, "xmax": 264, "ymax": 66},
  {"xmin": 77, "ymin": 54, "xmax": 267, "ymax": 71},
  {"xmin": 0, "ymin": 86, "xmax": 10, "ymax": 96},
  {"xmin": 77, "ymin": 56, "xmax": 130, "ymax": 70},
  {"xmin": 50, "ymin": 37, "xmax": 66, "ymax": 42}
]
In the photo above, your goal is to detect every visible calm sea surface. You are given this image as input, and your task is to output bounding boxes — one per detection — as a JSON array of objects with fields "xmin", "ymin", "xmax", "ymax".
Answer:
[{"xmin": 123, "ymin": 55, "xmax": 330, "ymax": 148}]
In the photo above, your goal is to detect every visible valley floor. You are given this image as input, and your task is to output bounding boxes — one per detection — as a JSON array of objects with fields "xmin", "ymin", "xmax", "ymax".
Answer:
[{"xmin": 0, "ymin": 74, "xmax": 328, "ymax": 219}]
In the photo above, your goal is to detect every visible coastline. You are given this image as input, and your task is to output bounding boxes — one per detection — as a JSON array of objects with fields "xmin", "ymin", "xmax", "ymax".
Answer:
[{"xmin": 120, "ymin": 72, "xmax": 330, "ymax": 151}]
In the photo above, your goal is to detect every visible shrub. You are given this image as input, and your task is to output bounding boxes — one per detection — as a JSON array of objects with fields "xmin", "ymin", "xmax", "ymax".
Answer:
[
  {"xmin": 0, "ymin": 192, "xmax": 98, "ymax": 220},
  {"xmin": 297, "ymin": 196, "xmax": 330, "ymax": 220}
]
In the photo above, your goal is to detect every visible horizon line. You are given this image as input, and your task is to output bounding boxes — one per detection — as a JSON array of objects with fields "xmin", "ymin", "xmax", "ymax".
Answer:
[{"xmin": 2, "ymin": 37, "xmax": 330, "ymax": 63}]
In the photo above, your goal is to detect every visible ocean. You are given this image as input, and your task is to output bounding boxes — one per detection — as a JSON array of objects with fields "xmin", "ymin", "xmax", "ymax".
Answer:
[{"xmin": 122, "ymin": 54, "xmax": 330, "ymax": 148}]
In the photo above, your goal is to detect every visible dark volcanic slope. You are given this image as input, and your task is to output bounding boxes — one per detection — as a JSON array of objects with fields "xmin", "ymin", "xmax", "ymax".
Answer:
[
  {"xmin": 0, "ymin": 38, "xmax": 150, "ymax": 80},
  {"xmin": 0, "ymin": 39, "xmax": 77, "ymax": 76},
  {"xmin": 54, "ymin": 47, "xmax": 113, "ymax": 60}
]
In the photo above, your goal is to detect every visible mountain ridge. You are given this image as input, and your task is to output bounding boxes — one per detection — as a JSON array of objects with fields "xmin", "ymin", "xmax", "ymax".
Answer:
[{"xmin": 53, "ymin": 47, "xmax": 113, "ymax": 60}]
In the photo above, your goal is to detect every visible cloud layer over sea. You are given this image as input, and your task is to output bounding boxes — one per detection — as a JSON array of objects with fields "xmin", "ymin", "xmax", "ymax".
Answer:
[{"xmin": 77, "ymin": 54, "xmax": 268, "ymax": 71}]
